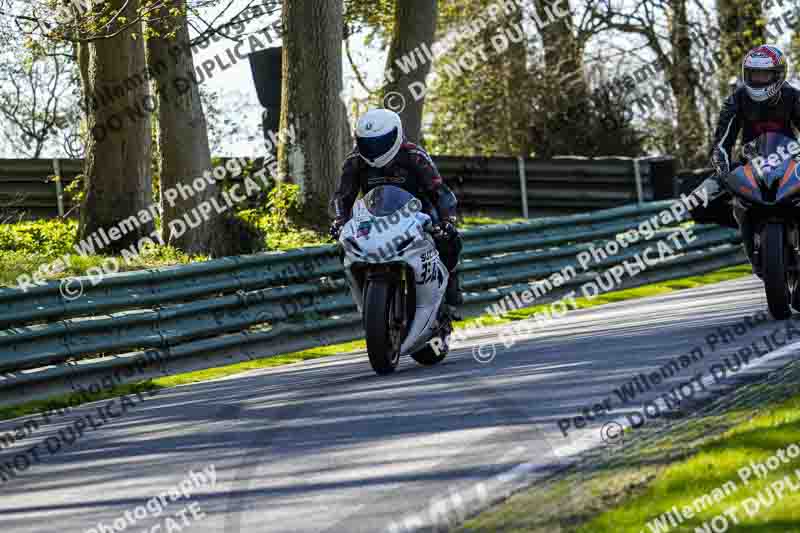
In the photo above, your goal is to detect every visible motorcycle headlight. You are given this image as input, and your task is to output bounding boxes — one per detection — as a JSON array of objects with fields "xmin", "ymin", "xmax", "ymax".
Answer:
[{"xmin": 726, "ymin": 165, "xmax": 763, "ymax": 203}]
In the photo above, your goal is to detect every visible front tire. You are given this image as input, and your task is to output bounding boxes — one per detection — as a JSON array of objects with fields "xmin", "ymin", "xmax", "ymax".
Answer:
[
  {"xmin": 763, "ymin": 223, "xmax": 793, "ymax": 320},
  {"xmin": 364, "ymin": 279, "xmax": 402, "ymax": 375}
]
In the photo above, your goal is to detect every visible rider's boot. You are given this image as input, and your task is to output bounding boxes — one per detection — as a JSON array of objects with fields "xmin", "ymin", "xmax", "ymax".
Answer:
[
  {"xmin": 738, "ymin": 217, "xmax": 762, "ymax": 279},
  {"xmin": 444, "ymin": 271, "xmax": 463, "ymax": 320}
]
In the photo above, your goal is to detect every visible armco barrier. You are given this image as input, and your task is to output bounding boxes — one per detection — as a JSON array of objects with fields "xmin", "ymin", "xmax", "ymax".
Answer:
[
  {"xmin": 0, "ymin": 156, "xmax": 665, "ymax": 220},
  {"xmin": 0, "ymin": 159, "xmax": 82, "ymax": 220},
  {"xmin": 0, "ymin": 201, "xmax": 744, "ymax": 396},
  {"xmin": 438, "ymin": 156, "xmax": 655, "ymax": 216}
]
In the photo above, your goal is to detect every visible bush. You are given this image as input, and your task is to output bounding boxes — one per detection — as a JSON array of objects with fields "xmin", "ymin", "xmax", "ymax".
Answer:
[
  {"xmin": 0, "ymin": 219, "xmax": 78, "ymax": 258},
  {"xmin": 528, "ymin": 78, "xmax": 646, "ymax": 158},
  {"xmin": 263, "ymin": 183, "xmax": 303, "ymax": 232},
  {"xmin": 239, "ymin": 184, "xmax": 329, "ymax": 250}
]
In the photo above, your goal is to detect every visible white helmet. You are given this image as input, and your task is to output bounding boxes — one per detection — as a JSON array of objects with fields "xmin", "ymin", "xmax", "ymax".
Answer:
[
  {"xmin": 742, "ymin": 45, "xmax": 788, "ymax": 102},
  {"xmin": 355, "ymin": 109, "xmax": 403, "ymax": 168}
]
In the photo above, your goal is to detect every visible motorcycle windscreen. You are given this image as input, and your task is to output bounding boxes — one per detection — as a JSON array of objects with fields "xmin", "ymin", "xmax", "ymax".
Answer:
[
  {"xmin": 754, "ymin": 132, "xmax": 796, "ymax": 160},
  {"xmin": 762, "ymin": 133, "xmax": 800, "ymax": 203},
  {"xmin": 363, "ymin": 185, "xmax": 415, "ymax": 217},
  {"xmin": 737, "ymin": 132, "xmax": 800, "ymax": 203}
]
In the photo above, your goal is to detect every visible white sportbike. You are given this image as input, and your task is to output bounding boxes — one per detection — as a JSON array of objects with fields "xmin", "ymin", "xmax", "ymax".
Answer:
[{"xmin": 338, "ymin": 185, "xmax": 452, "ymax": 375}]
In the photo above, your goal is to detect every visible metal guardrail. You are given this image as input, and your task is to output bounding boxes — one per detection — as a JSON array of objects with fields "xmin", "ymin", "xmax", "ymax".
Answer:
[
  {"xmin": 0, "ymin": 201, "xmax": 744, "ymax": 395},
  {"xmin": 0, "ymin": 159, "xmax": 83, "ymax": 220},
  {"xmin": 432, "ymin": 156, "xmax": 657, "ymax": 216},
  {"xmin": 0, "ymin": 156, "xmax": 665, "ymax": 220},
  {"xmin": 0, "ymin": 158, "xmax": 271, "ymax": 220}
]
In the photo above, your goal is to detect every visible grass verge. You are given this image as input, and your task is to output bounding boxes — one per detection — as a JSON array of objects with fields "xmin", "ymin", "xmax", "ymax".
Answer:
[
  {"xmin": 578, "ymin": 392, "xmax": 800, "ymax": 533},
  {"xmin": 458, "ymin": 365, "xmax": 800, "ymax": 533},
  {"xmin": 0, "ymin": 263, "xmax": 752, "ymax": 423}
]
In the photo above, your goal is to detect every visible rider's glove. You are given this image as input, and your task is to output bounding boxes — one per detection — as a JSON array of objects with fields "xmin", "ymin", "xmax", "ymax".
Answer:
[
  {"xmin": 701, "ymin": 176, "xmax": 722, "ymax": 200},
  {"xmin": 710, "ymin": 151, "xmax": 730, "ymax": 181},
  {"xmin": 329, "ymin": 218, "xmax": 345, "ymax": 240},
  {"xmin": 435, "ymin": 219, "xmax": 458, "ymax": 239},
  {"xmin": 741, "ymin": 139, "xmax": 760, "ymax": 162}
]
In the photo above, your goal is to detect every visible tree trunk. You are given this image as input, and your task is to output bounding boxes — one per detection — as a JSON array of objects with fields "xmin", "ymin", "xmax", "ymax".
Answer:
[
  {"xmin": 669, "ymin": 0, "xmax": 705, "ymax": 167},
  {"xmin": 502, "ymin": 7, "xmax": 529, "ymax": 156},
  {"xmin": 533, "ymin": 0, "xmax": 586, "ymax": 99},
  {"xmin": 145, "ymin": 0, "xmax": 248, "ymax": 257},
  {"xmin": 716, "ymin": 0, "xmax": 765, "ymax": 95},
  {"xmin": 382, "ymin": 0, "xmax": 438, "ymax": 144},
  {"xmin": 78, "ymin": 0, "xmax": 154, "ymax": 253},
  {"xmin": 279, "ymin": 0, "xmax": 344, "ymax": 226}
]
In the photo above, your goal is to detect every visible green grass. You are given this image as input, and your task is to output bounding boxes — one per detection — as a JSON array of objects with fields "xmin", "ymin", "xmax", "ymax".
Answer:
[
  {"xmin": 458, "ymin": 384, "xmax": 800, "ymax": 533},
  {"xmin": 460, "ymin": 215, "xmax": 527, "ymax": 229},
  {"xmin": 0, "ymin": 381, "xmax": 162, "ymax": 421},
  {"xmin": 576, "ymin": 395, "xmax": 800, "ymax": 533},
  {"xmin": 151, "ymin": 339, "xmax": 367, "ymax": 388},
  {"xmin": 0, "ymin": 218, "xmax": 209, "ymax": 287}
]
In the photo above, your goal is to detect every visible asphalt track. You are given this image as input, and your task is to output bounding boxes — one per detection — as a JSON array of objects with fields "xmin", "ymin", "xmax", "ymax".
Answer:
[{"xmin": 0, "ymin": 276, "xmax": 797, "ymax": 533}]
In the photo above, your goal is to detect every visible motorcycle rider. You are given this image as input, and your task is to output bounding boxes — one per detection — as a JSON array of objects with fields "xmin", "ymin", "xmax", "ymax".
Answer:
[
  {"xmin": 330, "ymin": 108, "xmax": 463, "ymax": 308},
  {"xmin": 695, "ymin": 44, "xmax": 800, "ymax": 269}
]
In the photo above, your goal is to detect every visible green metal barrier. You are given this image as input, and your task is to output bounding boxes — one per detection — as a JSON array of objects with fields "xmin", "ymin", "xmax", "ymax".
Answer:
[{"xmin": 0, "ymin": 201, "xmax": 745, "ymax": 393}]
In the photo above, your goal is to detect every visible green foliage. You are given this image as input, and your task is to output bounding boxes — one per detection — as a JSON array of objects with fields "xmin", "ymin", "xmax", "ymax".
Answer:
[
  {"xmin": 63, "ymin": 174, "xmax": 86, "ymax": 205},
  {"xmin": 0, "ymin": 219, "xmax": 77, "ymax": 258},
  {"xmin": 530, "ymin": 84, "xmax": 645, "ymax": 158},
  {"xmin": 239, "ymin": 183, "xmax": 329, "ymax": 250},
  {"xmin": 133, "ymin": 244, "xmax": 204, "ymax": 265},
  {"xmin": 640, "ymin": 115, "xmax": 680, "ymax": 161},
  {"xmin": 263, "ymin": 182, "xmax": 303, "ymax": 232},
  {"xmin": 425, "ymin": 1, "xmax": 529, "ymax": 155},
  {"xmin": 716, "ymin": 0, "xmax": 766, "ymax": 90},
  {"xmin": 344, "ymin": 0, "xmax": 395, "ymax": 46},
  {"xmin": 425, "ymin": 4, "xmax": 644, "ymax": 157},
  {"xmin": 0, "ymin": 218, "xmax": 208, "ymax": 286}
]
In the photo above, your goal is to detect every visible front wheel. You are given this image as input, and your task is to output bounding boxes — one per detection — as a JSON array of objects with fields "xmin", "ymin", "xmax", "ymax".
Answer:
[
  {"xmin": 364, "ymin": 279, "xmax": 403, "ymax": 375},
  {"xmin": 763, "ymin": 223, "xmax": 793, "ymax": 320}
]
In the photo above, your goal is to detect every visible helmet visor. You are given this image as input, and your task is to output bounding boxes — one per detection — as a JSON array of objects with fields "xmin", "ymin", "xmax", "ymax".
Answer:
[
  {"xmin": 744, "ymin": 67, "xmax": 782, "ymax": 88},
  {"xmin": 357, "ymin": 127, "xmax": 399, "ymax": 162}
]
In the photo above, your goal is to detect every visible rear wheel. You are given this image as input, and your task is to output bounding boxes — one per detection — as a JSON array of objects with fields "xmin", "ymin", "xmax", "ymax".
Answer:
[
  {"xmin": 364, "ymin": 279, "xmax": 403, "ymax": 375},
  {"xmin": 763, "ymin": 223, "xmax": 793, "ymax": 319}
]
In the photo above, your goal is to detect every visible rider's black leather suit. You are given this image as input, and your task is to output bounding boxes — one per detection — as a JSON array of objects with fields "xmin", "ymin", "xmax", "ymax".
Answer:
[
  {"xmin": 710, "ymin": 84, "xmax": 800, "ymax": 175},
  {"xmin": 708, "ymin": 84, "xmax": 800, "ymax": 275}
]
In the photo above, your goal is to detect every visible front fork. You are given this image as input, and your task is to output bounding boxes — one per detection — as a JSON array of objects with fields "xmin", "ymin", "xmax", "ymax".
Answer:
[
  {"xmin": 365, "ymin": 266, "xmax": 411, "ymax": 347},
  {"xmin": 393, "ymin": 269, "xmax": 408, "ymax": 336},
  {"xmin": 788, "ymin": 226, "xmax": 800, "ymax": 299},
  {"xmin": 735, "ymin": 203, "xmax": 800, "ymax": 281},
  {"xmin": 733, "ymin": 203, "xmax": 759, "ymax": 273}
]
